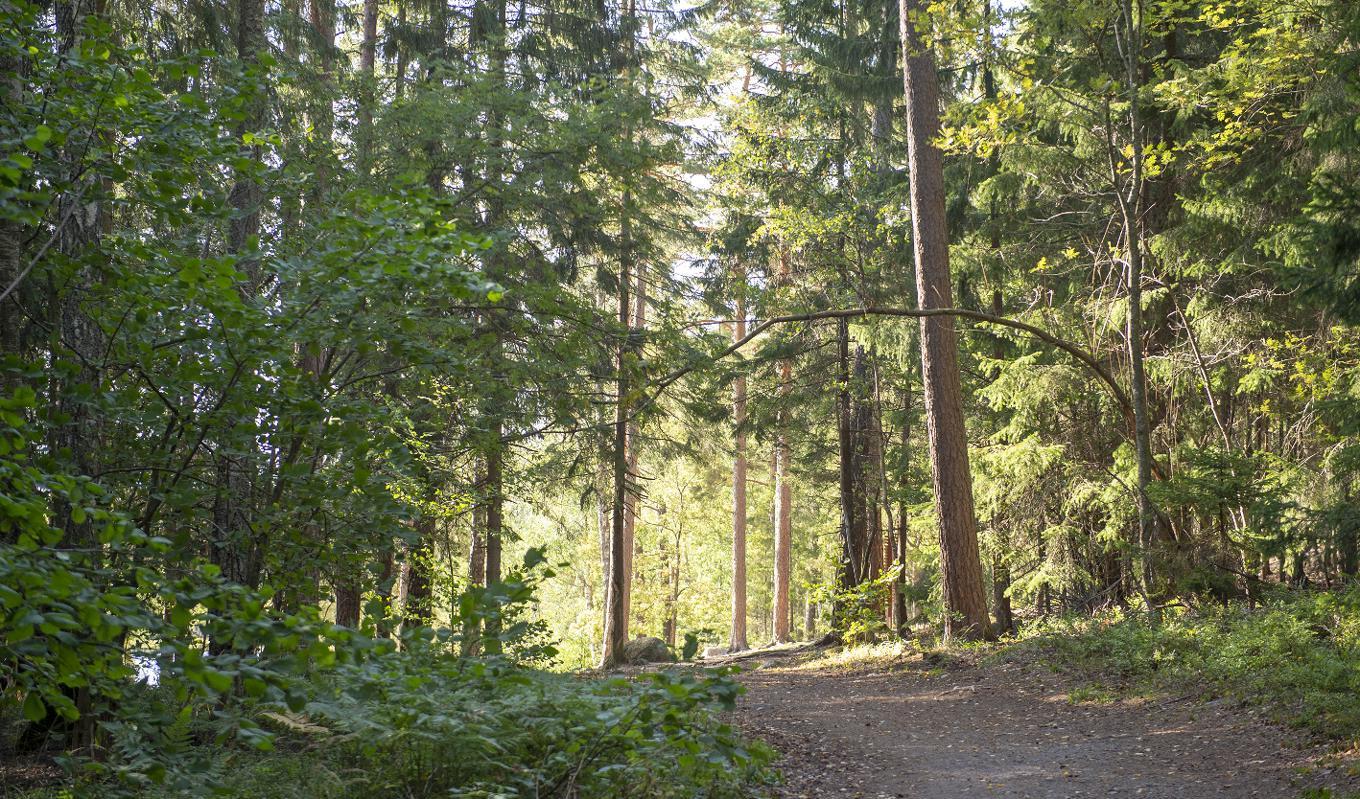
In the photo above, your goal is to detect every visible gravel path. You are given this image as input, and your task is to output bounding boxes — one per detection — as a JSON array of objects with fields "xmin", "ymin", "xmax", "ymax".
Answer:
[{"xmin": 730, "ymin": 648, "xmax": 1357, "ymax": 799}]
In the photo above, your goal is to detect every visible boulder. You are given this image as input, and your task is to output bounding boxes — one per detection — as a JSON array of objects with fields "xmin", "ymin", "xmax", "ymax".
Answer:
[
  {"xmin": 622, "ymin": 635, "xmax": 673, "ymax": 664},
  {"xmin": 702, "ymin": 645, "xmax": 729, "ymax": 659}
]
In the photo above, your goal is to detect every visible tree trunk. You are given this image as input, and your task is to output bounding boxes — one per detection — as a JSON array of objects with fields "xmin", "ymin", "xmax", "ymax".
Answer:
[
  {"xmin": 357, "ymin": 0, "xmax": 379, "ymax": 167},
  {"xmin": 730, "ymin": 270, "xmax": 749, "ymax": 652},
  {"xmin": 601, "ymin": 0, "xmax": 637, "ymax": 657},
  {"xmin": 665, "ymin": 528, "xmax": 681, "ymax": 648},
  {"xmin": 399, "ymin": 514, "xmax": 436, "ymax": 631},
  {"xmin": 864, "ymin": 368, "xmax": 887, "ymax": 625},
  {"xmin": 836, "ymin": 320, "xmax": 858, "ymax": 592},
  {"xmin": 334, "ymin": 585, "xmax": 361, "ymax": 628},
  {"xmin": 868, "ymin": 357, "xmax": 894, "ymax": 627},
  {"xmin": 854, "ymin": 347, "xmax": 877, "ymax": 586},
  {"xmin": 1119, "ymin": 0, "xmax": 1158, "ymax": 606},
  {"xmin": 893, "ymin": 383, "xmax": 912, "ymax": 636},
  {"xmin": 989, "ymin": 291, "xmax": 1014, "ymax": 636},
  {"xmin": 0, "ymin": 40, "xmax": 23, "ymax": 365},
  {"xmin": 772, "ymin": 248, "xmax": 794, "ymax": 642},
  {"xmin": 475, "ymin": 0, "xmax": 509, "ymax": 653},
  {"xmin": 228, "ymin": 0, "xmax": 265, "ymax": 283},
  {"xmin": 470, "ymin": 476, "xmax": 487, "ymax": 587},
  {"xmin": 597, "ymin": 459, "xmax": 611, "ymax": 577},
  {"xmin": 45, "ymin": 7, "xmax": 104, "ymax": 752},
  {"xmin": 51, "ymin": 0, "xmax": 104, "ymax": 548},
  {"xmin": 482, "ymin": 422, "xmax": 504, "ymax": 654},
  {"xmin": 1341, "ymin": 476, "xmax": 1358, "ymax": 579},
  {"xmin": 899, "ymin": 0, "xmax": 992, "ymax": 640},
  {"xmin": 622, "ymin": 262, "xmax": 646, "ymax": 640},
  {"xmin": 600, "ymin": 198, "xmax": 632, "ymax": 668},
  {"xmin": 208, "ymin": 0, "xmax": 266, "ymax": 615}
]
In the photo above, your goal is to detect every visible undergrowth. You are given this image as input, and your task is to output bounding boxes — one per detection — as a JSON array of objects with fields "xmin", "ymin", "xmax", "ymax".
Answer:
[
  {"xmin": 1013, "ymin": 587, "xmax": 1360, "ymax": 742},
  {"xmin": 786, "ymin": 640, "xmax": 917, "ymax": 673},
  {"xmin": 13, "ymin": 646, "xmax": 773, "ymax": 799},
  {"xmin": 4, "ymin": 549, "xmax": 774, "ymax": 798}
]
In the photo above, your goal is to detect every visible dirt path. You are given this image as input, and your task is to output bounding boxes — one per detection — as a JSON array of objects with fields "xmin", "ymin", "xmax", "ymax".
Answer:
[{"xmin": 729, "ymin": 648, "xmax": 1356, "ymax": 799}]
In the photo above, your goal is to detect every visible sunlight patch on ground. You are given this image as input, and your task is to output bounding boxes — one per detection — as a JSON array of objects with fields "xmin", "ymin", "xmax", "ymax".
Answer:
[{"xmin": 779, "ymin": 640, "xmax": 919, "ymax": 673}]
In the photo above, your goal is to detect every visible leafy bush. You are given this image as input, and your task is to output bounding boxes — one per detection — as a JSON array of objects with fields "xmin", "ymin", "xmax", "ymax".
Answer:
[
  {"xmin": 808, "ymin": 568, "xmax": 904, "ymax": 644},
  {"xmin": 1017, "ymin": 587, "xmax": 1360, "ymax": 740},
  {"xmin": 175, "ymin": 656, "xmax": 772, "ymax": 799},
  {"xmin": 3, "ymin": 526, "xmax": 772, "ymax": 797}
]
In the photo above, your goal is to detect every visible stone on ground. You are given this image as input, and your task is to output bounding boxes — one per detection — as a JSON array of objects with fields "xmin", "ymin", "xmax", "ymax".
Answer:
[{"xmin": 622, "ymin": 636, "xmax": 672, "ymax": 664}]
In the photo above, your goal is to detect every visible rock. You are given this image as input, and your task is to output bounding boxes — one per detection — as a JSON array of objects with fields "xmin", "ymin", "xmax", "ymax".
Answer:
[
  {"xmin": 622, "ymin": 636, "xmax": 673, "ymax": 664},
  {"xmin": 703, "ymin": 645, "xmax": 729, "ymax": 659}
]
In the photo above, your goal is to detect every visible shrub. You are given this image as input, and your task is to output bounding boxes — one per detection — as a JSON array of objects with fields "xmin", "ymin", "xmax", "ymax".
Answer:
[{"xmin": 1018, "ymin": 587, "xmax": 1360, "ymax": 740}]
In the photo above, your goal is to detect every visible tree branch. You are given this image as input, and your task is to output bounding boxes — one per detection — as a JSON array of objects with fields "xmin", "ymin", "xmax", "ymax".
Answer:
[{"xmin": 645, "ymin": 306, "xmax": 1136, "ymax": 432}]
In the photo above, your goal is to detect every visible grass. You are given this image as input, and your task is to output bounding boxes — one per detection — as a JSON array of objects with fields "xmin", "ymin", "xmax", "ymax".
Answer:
[
  {"xmin": 1009, "ymin": 587, "xmax": 1360, "ymax": 743},
  {"xmin": 780, "ymin": 640, "xmax": 918, "ymax": 673}
]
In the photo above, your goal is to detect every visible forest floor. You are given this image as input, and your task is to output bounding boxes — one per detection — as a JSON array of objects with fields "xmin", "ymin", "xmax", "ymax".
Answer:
[{"xmin": 721, "ymin": 643, "xmax": 1360, "ymax": 799}]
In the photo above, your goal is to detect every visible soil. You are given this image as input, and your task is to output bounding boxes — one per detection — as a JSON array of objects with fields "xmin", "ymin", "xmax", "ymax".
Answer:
[{"xmin": 724, "ymin": 645, "xmax": 1360, "ymax": 799}]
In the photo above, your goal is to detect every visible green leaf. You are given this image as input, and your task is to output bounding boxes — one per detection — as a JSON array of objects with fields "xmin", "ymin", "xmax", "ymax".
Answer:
[
  {"xmin": 22, "ymin": 692, "xmax": 46, "ymax": 722},
  {"xmin": 203, "ymin": 670, "xmax": 233, "ymax": 693},
  {"xmin": 24, "ymin": 125, "xmax": 52, "ymax": 152}
]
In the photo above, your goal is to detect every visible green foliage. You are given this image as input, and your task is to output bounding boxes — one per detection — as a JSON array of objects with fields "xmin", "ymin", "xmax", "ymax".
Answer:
[
  {"xmin": 217, "ymin": 660, "xmax": 770, "ymax": 799},
  {"xmin": 1019, "ymin": 588, "xmax": 1360, "ymax": 740},
  {"xmin": 0, "ymin": 380, "xmax": 383, "ymax": 783},
  {"xmin": 9, "ymin": 0, "xmax": 1360, "ymax": 789},
  {"xmin": 809, "ymin": 568, "xmax": 901, "ymax": 645}
]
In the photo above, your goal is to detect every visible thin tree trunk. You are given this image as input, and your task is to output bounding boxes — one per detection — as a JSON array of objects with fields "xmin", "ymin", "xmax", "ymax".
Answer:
[
  {"xmin": 399, "ymin": 514, "xmax": 435, "ymax": 631},
  {"xmin": 597, "ymin": 459, "xmax": 611, "ymax": 576},
  {"xmin": 730, "ymin": 269, "xmax": 749, "ymax": 652},
  {"xmin": 485, "ymin": 444, "xmax": 504, "ymax": 591},
  {"xmin": 989, "ymin": 291, "xmax": 1014, "ymax": 635},
  {"xmin": 51, "ymin": 0, "xmax": 105, "ymax": 548},
  {"xmin": 0, "ymin": 41, "xmax": 23, "ymax": 365},
  {"xmin": 470, "ymin": 464, "xmax": 487, "ymax": 586},
  {"xmin": 836, "ymin": 320, "xmax": 858, "ymax": 593},
  {"xmin": 665, "ymin": 528, "xmax": 681, "ymax": 648},
  {"xmin": 600, "ymin": 193, "xmax": 633, "ymax": 668},
  {"xmin": 893, "ymin": 381, "xmax": 912, "ymax": 636},
  {"xmin": 601, "ymin": 0, "xmax": 638, "ymax": 656},
  {"xmin": 481, "ymin": 420, "xmax": 504, "ymax": 653},
  {"xmin": 357, "ymin": 0, "xmax": 379, "ymax": 167},
  {"xmin": 622, "ymin": 262, "xmax": 646, "ymax": 640},
  {"xmin": 394, "ymin": 2, "xmax": 407, "ymax": 99},
  {"xmin": 980, "ymin": 1, "xmax": 1014, "ymax": 638},
  {"xmin": 1117, "ymin": 0, "xmax": 1158, "ymax": 606},
  {"xmin": 863, "ymin": 354, "xmax": 887, "ymax": 624},
  {"xmin": 772, "ymin": 247, "xmax": 794, "ymax": 642},
  {"xmin": 207, "ymin": 0, "xmax": 267, "ymax": 615},
  {"xmin": 868, "ymin": 356, "xmax": 895, "ymax": 627},
  {"xmin": 462, "ymin": 461, "xmax": 488, "ymax": 654},
  {"xmin": 47, "ymin": 6, "xmax": 104, "ymax": 750},
  {"xmin": 474, "ymin": 0, "xmax": 509, "ymax": 654},
  {"xmin": 853, "ymin": 347, "xmax": 876, "ymax": 586},
  {"xmin": 899, "ymin": 0, "xmax": 991, "ymax": 640}
]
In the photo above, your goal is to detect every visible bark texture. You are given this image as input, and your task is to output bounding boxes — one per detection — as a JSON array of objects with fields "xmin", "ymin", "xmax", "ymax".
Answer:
[
  {"xmin": 730, "ymin": 275, "xmax": 749, "ymax": 652},
  {"xmin": 772, "ymin": 249, "xmax": 794, "ymax": 642},
  {"xmin": 899, "ymin": 0, "xmax": 991, "ymax": 640}
]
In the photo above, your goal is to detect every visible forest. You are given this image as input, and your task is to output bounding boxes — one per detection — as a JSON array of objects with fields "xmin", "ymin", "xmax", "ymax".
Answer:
[{"xmin": 3, "ymin": 0, "xmax": 1360, "ymax": 795}]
